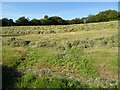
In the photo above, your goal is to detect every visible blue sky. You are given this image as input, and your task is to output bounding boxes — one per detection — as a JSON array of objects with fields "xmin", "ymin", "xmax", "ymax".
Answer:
[{"xmin": 2, "ymin": 2, "xmax": 118, "ymax": 20}]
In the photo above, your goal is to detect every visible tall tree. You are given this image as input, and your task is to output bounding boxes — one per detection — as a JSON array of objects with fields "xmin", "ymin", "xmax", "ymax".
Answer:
[
  {"xmin": 31, "ymin": 19, "xmax": 41, "ymax": 25},
  {"xmin": 44, "ymin": 15, "xmax": 49, "ymax": 20},
  {"xmin": 16, "ymin": 16, "xmax": 30, "ymax": 26},
  {"xmin": 2, "ymin": 18, "xmax": 9, "ymax": 26}
]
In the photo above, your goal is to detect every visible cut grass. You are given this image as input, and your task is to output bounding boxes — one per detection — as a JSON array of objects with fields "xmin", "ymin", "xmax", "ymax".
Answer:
[
  {"xmin": 2, "ymin": 21, "xmax": 118, "ymax": 88},
  {"xmin": 13, "ymin": 29, "xmax": 117, "ymax": 42}
]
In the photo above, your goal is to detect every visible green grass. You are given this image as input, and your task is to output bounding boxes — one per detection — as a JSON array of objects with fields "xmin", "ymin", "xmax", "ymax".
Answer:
[
  {"xmin": 14, "ymin": 72, "xmax": 89, "ymax": 88},
  {"xmin": 2, "ymin": 21, "xmax": 118, "ymax": 88}
]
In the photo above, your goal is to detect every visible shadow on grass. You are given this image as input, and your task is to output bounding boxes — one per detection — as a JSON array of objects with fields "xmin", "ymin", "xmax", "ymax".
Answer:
[{"xmin": 2, "ymin": 65, "xmax": 22, "ymax": 89}]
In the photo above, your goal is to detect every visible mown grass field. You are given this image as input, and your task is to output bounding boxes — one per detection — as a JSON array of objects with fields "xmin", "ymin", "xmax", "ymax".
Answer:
[{"xmin": 2, "ymin": 21, "xmax": 118, "ymax": 88}]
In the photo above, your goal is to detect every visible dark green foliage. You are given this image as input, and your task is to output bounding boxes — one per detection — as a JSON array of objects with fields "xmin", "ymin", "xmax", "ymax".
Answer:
[
  {"xmin": 40, "ymin": 19, "xmax": 52, "ymax": 25},
  {"xmin": 98, "ymin": 10, "xmax": 118, "ymax": 21},
  {"xmin": 1, "ymin": 10, "xmax": 118, "ymax": 26},
  {"xmin": 49, "ymin": 16, "xmax": 67, "ymax": 25},
  {"xmin": 15, "ymin": 16, "xmax": 30, "ymax": 26},
  {"xmin": 30, "ymin": 19, "xmax": 41, "ymax": 25},
  {"xmin": 44, "ymin": 15, "xmax": 49, "ymax": 20},
  {"xmin": 2, "ymin": 18, "xmax": 15, "ymax": 26},
  {"xmin": 87, "ymin": 10, "xmax": 118, "ymax": 23},
  {"xmin": 68, "ymin": 18, "xmax": 83, "ymax": 24}
]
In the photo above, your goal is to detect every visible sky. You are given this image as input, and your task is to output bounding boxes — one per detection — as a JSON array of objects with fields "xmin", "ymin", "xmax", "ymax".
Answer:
[{"xmin": 1, "ymin": 2, "xmax": 118, "ymax": 20}]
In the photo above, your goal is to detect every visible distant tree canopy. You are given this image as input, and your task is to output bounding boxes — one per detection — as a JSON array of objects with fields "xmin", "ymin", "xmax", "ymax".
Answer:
[
  {"xmin": 49, "ymin": 16, "xmax": 67, "ymax": 25},
  {"xmin": 1, "ymin": 10, "xmax": 119, "ymax": 26},
  {"xmin": 1, "ymin": 18, "xmax": 15, "ymax": 26},
  {"xmin": 15, "ymin": 17, "xmax": 30, "ymax": 26},
  {"xmin": 87, "ymin": 10, "xmax": 118, "ymax": 23},
  {"xmin": 30, "ymin": 19, "xmax": 41, "ymax": 25}
]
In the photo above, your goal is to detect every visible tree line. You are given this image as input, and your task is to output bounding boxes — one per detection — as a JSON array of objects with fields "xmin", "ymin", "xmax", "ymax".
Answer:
[{"xmin": 1, "ymin": 10, "xmax": 120, "ymax": 26}]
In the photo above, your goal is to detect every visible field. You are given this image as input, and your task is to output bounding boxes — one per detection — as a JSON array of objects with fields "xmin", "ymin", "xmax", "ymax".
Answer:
[{"xmin": 2, "ymin": 21, "xmax": 118, "ymax": 88}]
